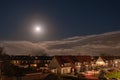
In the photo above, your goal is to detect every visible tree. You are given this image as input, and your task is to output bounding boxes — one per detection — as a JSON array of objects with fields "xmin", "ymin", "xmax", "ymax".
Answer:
[
  {"xmin": 2, "ymin": 61, "xmax": 25, "ymax": 80},
  {"xmin": 98, "ymin": 70, "xmax": 107, "ymax": 80},
  {"xmin": 2, "ymin": 61, "xmax": 15, "ymax": 77},
  {"xmin": 0, "ymin": 47, "xmax": 4, "ymax": 59},
  {"xmin": 0, "ymin": 47, "xmax": 10, "ymax": 60}
]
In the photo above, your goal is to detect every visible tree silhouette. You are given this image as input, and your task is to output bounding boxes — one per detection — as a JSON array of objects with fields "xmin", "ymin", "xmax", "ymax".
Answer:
[
  {"xmin": 2, "ymin": 60, "xmax": 25, "ymax": 80},
  {"xmin": 0, "ymin": 47, "xmax": 10, "ymax": 60}
]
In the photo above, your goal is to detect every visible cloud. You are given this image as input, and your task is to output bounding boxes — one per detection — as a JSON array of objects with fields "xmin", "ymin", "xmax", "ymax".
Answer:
[
  {"xmin": 0, "ymin": 31, "xmax": 120, "ymax": 56},
  {"xmin": 0, "ymin": 41, "xmax": 47, "ymax": 55}
]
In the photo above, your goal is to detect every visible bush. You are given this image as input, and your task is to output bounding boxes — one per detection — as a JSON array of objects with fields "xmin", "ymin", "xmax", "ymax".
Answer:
[{"xmin": 106, "ymin": 72, "xmax": 120, "ymax": 79}]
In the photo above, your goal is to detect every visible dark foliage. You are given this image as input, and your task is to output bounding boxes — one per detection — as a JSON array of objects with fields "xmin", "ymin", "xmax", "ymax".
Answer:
[
  {"xmin": 43, "ymin": 74, "xmax": 61, "ymax": 80},
  {"xmin": 2, "ymin": 61, "xmax": 25, "ymax": 77},
  {"xmin": 43, "ymin": 73, "xmax": 87, "ymax": 80}
]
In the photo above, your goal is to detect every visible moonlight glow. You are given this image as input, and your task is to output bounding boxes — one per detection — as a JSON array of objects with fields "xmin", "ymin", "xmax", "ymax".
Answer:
[
  {"xmin": 31, "ymin": 24, "xmax": 45, "ymax": 36},
  {"xmin": 33, "ymin": 24, "xmax": 44, "ymax": 34},
  {"xmin": 35, "ymin": 26, "xmax": 41, "ymax": 32}
]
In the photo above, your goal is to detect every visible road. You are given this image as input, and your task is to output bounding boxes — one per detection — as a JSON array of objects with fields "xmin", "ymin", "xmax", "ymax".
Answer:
[
  {"xmin": 1, "ymin": 72, "xmax": 49, "ymax": 80},
  {"xmin": 84, "ymin": 73, "xmax": 98, "ymax": 80},
  {"xmin": 22, "ymin": 72, "xmax": 49, "ymax": 80}
]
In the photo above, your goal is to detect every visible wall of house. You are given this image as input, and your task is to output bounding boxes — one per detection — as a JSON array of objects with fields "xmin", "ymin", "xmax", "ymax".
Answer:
[
  {"xmin": 75, "ymin": 66, "xmax": 81, "ymax": 72},
  {"xmin": 11, "ymin": 60, "xmax": 21, "ymax": 65},
  {"xmin": 75, "ymin": 62, "xmax": 81, "ymax": 72},
  {"xmin": 96, "ymin": 57, "xmax": 106, "ymax": 66},
  {"xmin": 114, "ymin": 59, "xmax": 120, "ymax": 68},
  {"xmin": 61, "ymin": 67, "xmax": 71, "ymax": 74},
  {"xmin": 49, "ymin": 57, "xmax": 61, "ymax": 74}
]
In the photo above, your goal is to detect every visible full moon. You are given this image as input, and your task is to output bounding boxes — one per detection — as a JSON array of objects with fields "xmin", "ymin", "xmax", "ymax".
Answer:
[
  {"xmin": 35, "ymin": 26, "xmax": 41, "ymax": 32},
  {"xmin": 32, "ymin": 24, "xmax": 44, "ymax": 35},
  {"xmin": 34, "ymin": 25, "xmax": 43, "ymax": 33}
]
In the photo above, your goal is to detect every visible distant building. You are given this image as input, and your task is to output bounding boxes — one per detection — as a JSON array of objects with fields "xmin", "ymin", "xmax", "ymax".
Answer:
[
  {"xmin": 10, "ymin": 55, "xmax": 53, "ymax": 70},
  {"xmin": 3, "ymin": 54, "xmax": 120, "ymax": 75}
]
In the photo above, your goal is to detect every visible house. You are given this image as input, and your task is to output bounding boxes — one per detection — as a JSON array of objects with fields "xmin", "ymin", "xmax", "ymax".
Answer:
[
  {"xmin": 114, "ymin": 59, "xmax": 120, "ymax": 68},
  {"xmin": 94, "ymin": 56, "xmax": 120, "ymax": 67},
  {"xmin": 10, "ymin": 55, "xmax": 30, "ymax": 68},
  {"xmin": 10, "ymin": 55, "xmax": 53, "ymax": 70},
  {"xmin": 96, "ymin": 57, "xmax": 106, "ymax": 66},
  {"xmin": 69, "ymin": 56, "xmax": 92, "ymax": 72},
  {"xmin": 49, "ymin": 56, "xmax": 73, "ymax": 74},
  {"xmin": 36, "ymin": 56, "xmax": 53, "ymax": 70},
  {"xmin": 102, "ymin": 56, "xmax": 120, "ymax": 67},
  {"xmin": 49, "ymin": 56, "xmax": 93, "ymax": 74}
]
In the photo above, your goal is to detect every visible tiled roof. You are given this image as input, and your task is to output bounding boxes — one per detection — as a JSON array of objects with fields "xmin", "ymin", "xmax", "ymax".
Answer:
[
  {"xmin": 69, "ymin": 56, "xmax": 79, "ymax": 62},
  {"xmin": 55, "ymin": 56, "xmax": 92, "ymax": 65},
  {"xmin": 10, "ymin": 55, "xmax": 53, "ymax": 60},
  {"xmin": 55, "ymin": 56, "xmax": 72, "ymax": 65},
  {"xmin": 102, "ymin": 56, "xmax": 120, "ymax": 60},
  {"xmin": 93, "ymin": 56, "xmax": 120, "ymax": 61},
  {"xmin": 75, "ymin": 56, "xmax": 92, "ymax": 62}
]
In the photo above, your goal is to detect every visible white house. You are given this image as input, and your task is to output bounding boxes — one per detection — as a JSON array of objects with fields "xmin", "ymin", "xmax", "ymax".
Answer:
[
  {"xmin": 96, "ymin": 57, "xmax": 106, "ymax": 66},
  {"xmin": 49, "ymin": 56, "xmax": 92, "ymax": 74},
  {"xmin": 49, "ymin": 56, "xmax": 73, "ymax": 74}
]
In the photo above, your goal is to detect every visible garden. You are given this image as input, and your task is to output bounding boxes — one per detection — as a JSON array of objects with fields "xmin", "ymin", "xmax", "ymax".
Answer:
[{"xmin": 106, "ymin": 71, "xmax": 120, "ymax": 79}]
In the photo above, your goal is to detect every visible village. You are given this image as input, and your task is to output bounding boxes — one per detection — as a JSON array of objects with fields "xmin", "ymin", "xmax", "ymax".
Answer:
[
  {"xmin": 1, "ymin": 0, "xmax": 120, "ymax": 80},
  {"xmin": 0, "ymin": 54, "xmax": 120, "ymax": 80}
]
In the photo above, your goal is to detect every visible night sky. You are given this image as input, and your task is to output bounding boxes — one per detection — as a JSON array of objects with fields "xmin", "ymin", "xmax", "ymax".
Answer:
[{"xmin": 0, "ymin": 0, "xmax": 120, "ymax": 41}]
